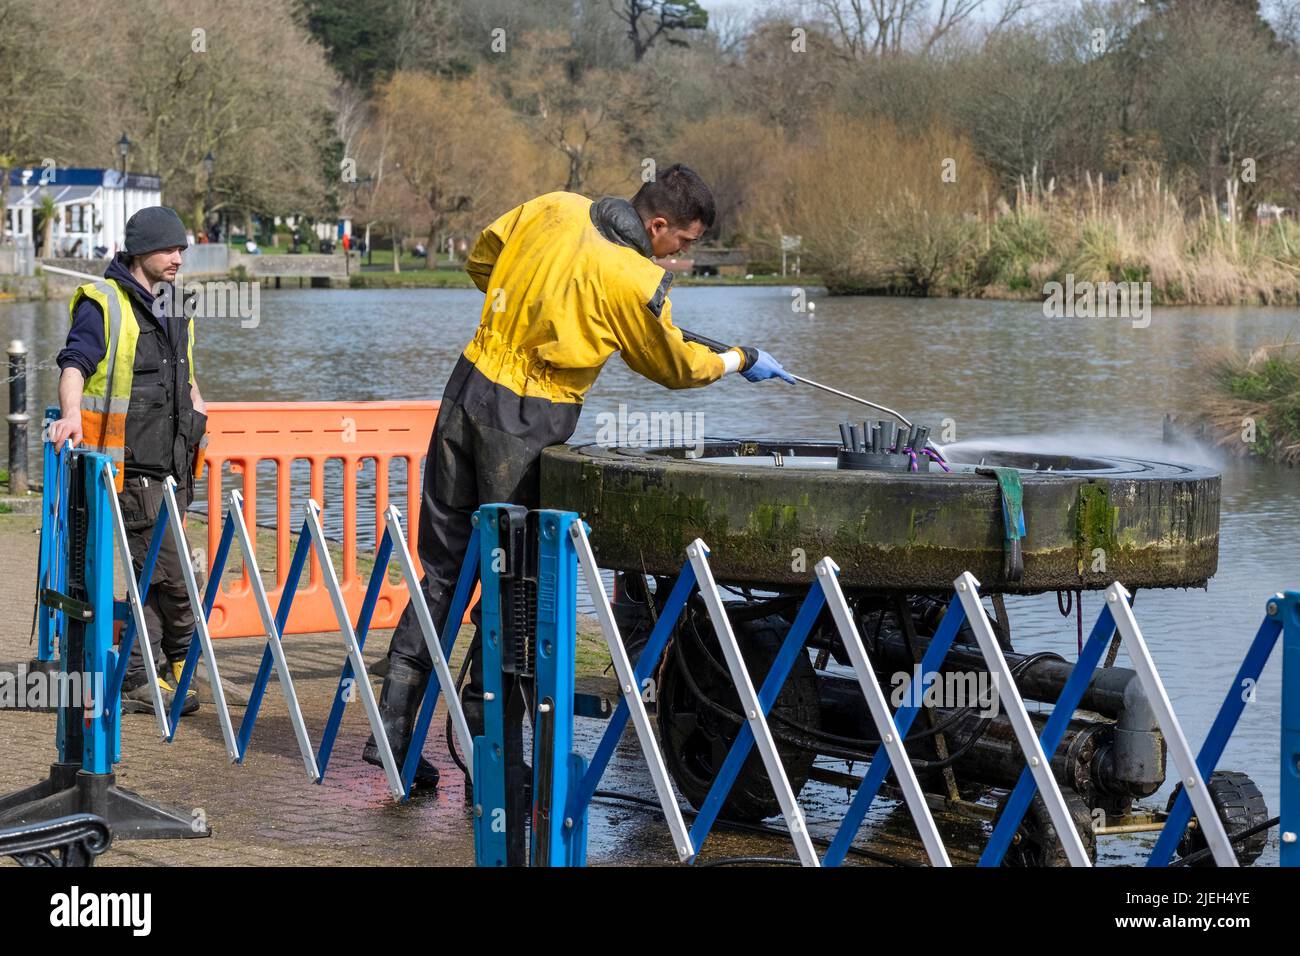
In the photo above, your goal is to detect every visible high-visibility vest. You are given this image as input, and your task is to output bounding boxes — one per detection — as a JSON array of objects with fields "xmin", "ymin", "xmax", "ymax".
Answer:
[{"xmin": 70, "ymin": 278, "xmax": 205, "ymax": 492}]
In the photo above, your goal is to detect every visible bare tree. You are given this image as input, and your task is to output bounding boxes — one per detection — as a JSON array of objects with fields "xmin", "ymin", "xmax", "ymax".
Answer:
[
  {"xmin": 808, "ymin": 0, "xmax": 1037, "ymax": 56},
  {"xmin": 378, "ymin": 71, "xmax": 546, "ymax": 268},
  {"xmin": 611, "ymin": 0, "xmax": 709, "ymax": 61},
  {"xmin": 1145, "ymin": 4, "xmax": 1300, "ymax": 204}
]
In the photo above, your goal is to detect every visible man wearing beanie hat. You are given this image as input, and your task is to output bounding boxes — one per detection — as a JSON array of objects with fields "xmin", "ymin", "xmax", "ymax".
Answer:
[{"xmin": 49, "ymin": 205, "xmax": 210, "ymax": 717}]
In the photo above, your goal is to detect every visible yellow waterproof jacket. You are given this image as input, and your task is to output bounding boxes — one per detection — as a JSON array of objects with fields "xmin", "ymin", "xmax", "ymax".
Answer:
[{"xmin": 463, "ymin": 191, "xmax": 727, "ymax": 403}]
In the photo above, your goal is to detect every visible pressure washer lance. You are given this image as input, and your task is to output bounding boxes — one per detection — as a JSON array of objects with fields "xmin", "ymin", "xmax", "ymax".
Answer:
[{"xmin": 679, "ymin": 327, "xmax": 914, "ymax": 429}]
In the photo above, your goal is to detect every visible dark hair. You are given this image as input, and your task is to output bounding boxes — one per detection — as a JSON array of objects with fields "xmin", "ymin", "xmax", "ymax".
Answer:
[{"xmin": 631, "ymin": 163, "xmax": 716, "ymax": 230}]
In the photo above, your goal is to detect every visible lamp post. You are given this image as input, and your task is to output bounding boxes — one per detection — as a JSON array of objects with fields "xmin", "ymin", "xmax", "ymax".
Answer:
[
  {"xmin": 350, "ymin": 174, "xmax": 374, "ymax": 267},
  {"xmin": 116, "ymin": 133, "xmax": 132, "ymax": 251},
  {"xmin": 203, "ymin": 150, "xmax": 215, "ymax": 241}
]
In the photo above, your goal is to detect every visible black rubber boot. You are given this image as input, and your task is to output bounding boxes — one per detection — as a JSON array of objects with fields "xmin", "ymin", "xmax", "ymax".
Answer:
[{"xmin": 362, "ymin": 659, "xmax": 440, "ymax": 789}]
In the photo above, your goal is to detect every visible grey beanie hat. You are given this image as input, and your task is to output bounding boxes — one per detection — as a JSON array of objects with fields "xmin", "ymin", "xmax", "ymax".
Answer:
[{"xmin": 124, "ymin": 206, "xmax": 189, "ymax": 256}]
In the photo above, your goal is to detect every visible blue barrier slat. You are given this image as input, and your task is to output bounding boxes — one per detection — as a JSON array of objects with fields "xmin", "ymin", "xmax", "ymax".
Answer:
[
  {"xmin": 37, "ymin": 437, "xmax": 58, "ymax": 662},
  {"xmin": 84, "ymin": 454, "xmax": 116, "ymax": 774},
  {"xmin": 237, "ymin": 518, "xmax": 315, "ymax": 762},
  {"xmin": 315, "ymin": 528, "xmax": 390, "ymax": 777},
  {"xmin": 822, "ymin": 596, "xmax": 967, "ymax": 866},
  {"xmin": 49, "ymin": 442, "xmax": 70, "ymax": 764},
  {"xmin": 568, "ymin": 564, "xmax": 697, "ymax": 822},
  {"xmin": 1280, "ymin": 593, "xmax": 1300, "ymax": 868},
  {"xmin": 1147, "ymin": 611, "xmax": 1284, "ymax": 867},
  {"xmin": 107, "ymin": 504, "xmax": 170, "ymax": 708},
  {"xmin": 473, "ymin": 506, "xmax": 509, "ymax": 866},
  {"xmin": 402, "ymin": 526, "xmax": 481, "ymax": 797},
  {"xmin": 979, "ymin": 605, "xmax": 1117, "ymax": 866},
  {"xmin": 168, "ymin": 508, "xmax": 236, "ymax": 738},
  {"xmin": 530, "ymin": 511, "xmax": 582, "ymax": 864},
  {"xmin": 688, "ymin": 583, "xmax": 827, "ymax": 856}
]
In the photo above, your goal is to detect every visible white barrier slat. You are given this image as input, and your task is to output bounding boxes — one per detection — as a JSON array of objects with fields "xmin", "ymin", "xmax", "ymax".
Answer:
[
  {"xmin": 228, "ymin": 490, "xmax": 320, "ymax": 782},
  {"xmin": 101, "ymin": 463, "xmax": 170, "ymax": 740},
  {"xmin": 1106, "ymin": 582, "xmax": 1238, "ymax": 867},
  {"xmin": 162, "ymin": 476, "xmax": 239, "ymax": 760},
  {"xmin": 819, "ymin": 558, "xmax": 951, "ymax": 866},
  {"xmin": 571, "ymin": 521, "xmax": 695, "ymax": 863},
  {"xmin": 955, "ymin": 572, "xmax": 1092, "ymax": 867},
  {"xmin": 383, "ymin": 505, "xmax": 475, "ymax": 782},
  {"xmin": 304, "ymin": 499, "xmax": 404, "ymax": 799},
  {"xmin": 688, "ymin": 539, "xmax": 820, "ymax": 867}
]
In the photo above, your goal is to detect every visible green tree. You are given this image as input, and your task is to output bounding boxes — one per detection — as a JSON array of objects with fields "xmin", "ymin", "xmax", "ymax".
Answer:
[{"xmin": 299, "ymin": 0, "xmax": 468, "ymax": 90}]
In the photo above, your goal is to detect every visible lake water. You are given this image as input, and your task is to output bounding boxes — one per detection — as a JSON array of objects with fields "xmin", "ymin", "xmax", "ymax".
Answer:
[{"xmin": 2, "ymin": 284, "xmax": 1296, "ymax": 864}]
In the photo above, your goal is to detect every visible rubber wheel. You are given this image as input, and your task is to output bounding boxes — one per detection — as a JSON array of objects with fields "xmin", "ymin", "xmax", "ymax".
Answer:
[
  {"xmin": 1166, "ymin": 770, "xmax": 1269, "ymax": 866},
  {"xmin": 992, "ymin": 789, "xmax": 1097, "ymax": 866},
  {"xmin": 656, "ymin": 609, "xmax": 821, "ymax": 823}
]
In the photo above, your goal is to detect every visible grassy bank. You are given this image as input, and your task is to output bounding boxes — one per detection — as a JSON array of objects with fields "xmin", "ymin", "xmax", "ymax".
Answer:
[
  {"xmin": 1176, "ymin": 344, "xmax": 1300, "ymax": 465},
  {"xmin": 817, "ymin": 172, "xmax": 1300, "ymax": 305},
  {"xmin": 771, "ymin": 115, "xmax": 1300, "ymax": 305},
  {"xmin": 971, "ymin": 176, "xmax": 1300, "ymax": 306}
]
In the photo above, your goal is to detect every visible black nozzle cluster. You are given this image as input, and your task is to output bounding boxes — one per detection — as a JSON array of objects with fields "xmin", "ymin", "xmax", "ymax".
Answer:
[{"xmin": 837, "ymin": 420, "xmax": 931, "ymax": 472}]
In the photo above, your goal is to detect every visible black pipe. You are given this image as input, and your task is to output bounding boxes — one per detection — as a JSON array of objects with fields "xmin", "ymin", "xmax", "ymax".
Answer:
[
  {"xmin": 861, "ymin": 628, "xmax": 1165, "ymax": 797},
  {"xmin": 872, "ymin": 628, "xmax": 1136, "ymax": 718},
  {"xmin": 818, "ymin": 672, "xmax": 1117, "ymax": 796}
]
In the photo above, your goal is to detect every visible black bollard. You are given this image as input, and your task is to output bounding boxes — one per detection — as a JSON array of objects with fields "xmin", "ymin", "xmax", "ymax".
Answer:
[{"xmin": 6, "ymin": 340, "xmax": 27, "ymax": 496}]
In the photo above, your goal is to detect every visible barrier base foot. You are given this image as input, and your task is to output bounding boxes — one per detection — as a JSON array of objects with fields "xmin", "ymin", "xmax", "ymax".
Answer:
[{"xmin": 0, "ymin": 765, "xmax": 208, "ymax": 841}]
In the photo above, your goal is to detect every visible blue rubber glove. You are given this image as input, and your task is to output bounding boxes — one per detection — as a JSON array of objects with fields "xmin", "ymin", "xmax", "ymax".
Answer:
[{"xmin": 740, "ymin": 347, "xmax": 796, "ymax": 384}]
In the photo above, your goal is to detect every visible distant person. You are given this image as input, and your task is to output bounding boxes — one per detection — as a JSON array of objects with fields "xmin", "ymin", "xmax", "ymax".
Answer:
[
  {"xmin": 47, "ymin": 206, "xmax": 209, "ymax": 716},
  {"xmin": 363, "ymin": 164, "xmax": 794, "ymax": 790}
]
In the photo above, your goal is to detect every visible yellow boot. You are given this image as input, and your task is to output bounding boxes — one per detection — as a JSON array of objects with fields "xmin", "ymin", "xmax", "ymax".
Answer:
[
  {"xmin": 171, "ymin": 661, "xmax": 201, "ymax": 712},
  {"xmin": 122, "ymin": 676, "xmax": 197, "ymax": 716}
]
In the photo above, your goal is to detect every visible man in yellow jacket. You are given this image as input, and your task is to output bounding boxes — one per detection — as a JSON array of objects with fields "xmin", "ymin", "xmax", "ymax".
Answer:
[{"xmin": 364, "ymin": 165, "xmax": 793, "ymax": 787}]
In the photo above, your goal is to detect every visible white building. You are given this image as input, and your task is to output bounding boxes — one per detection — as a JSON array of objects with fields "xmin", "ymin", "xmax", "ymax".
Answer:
[{"xmin": 4, "ymin": 167, "xmax": 163, "ymax": 257}]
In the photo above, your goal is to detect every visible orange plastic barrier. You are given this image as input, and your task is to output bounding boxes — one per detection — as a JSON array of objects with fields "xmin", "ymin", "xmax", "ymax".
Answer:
[{"xmin": 201, "ymin": 401, "xmax": 473, "ymax": 639}]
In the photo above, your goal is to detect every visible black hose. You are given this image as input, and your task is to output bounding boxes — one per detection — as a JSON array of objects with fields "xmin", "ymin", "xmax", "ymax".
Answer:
[{"xmin": 445, "ymin": 649, "xmax": 474, "ymax": 776}]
